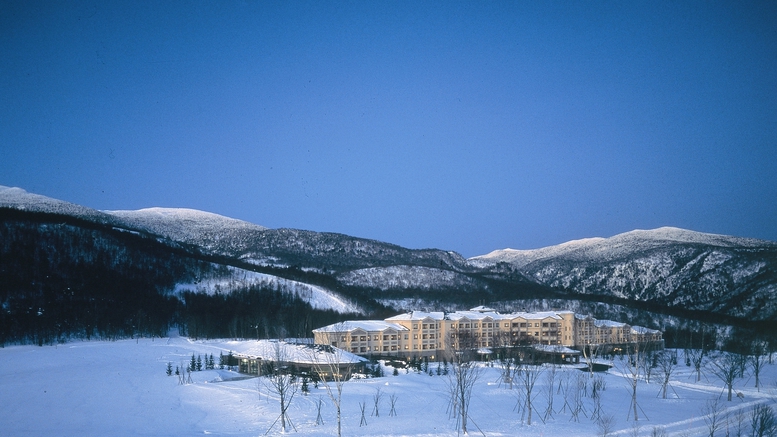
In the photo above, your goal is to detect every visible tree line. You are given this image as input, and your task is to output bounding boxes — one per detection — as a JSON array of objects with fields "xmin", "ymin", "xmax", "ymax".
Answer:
[{"xmin": 0, "ymin": 212, "xmax": 357, "ymax": 346}]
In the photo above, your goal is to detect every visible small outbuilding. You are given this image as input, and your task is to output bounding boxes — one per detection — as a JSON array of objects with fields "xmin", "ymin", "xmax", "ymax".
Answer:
[{"xmin": 225, "ymin": 338, "xmax": 368, "ymax": 380}]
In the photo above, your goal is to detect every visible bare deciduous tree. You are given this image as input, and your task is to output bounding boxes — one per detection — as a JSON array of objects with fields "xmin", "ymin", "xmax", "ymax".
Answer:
[
  {"xmin": 445, "ymin": 329, "xmax": 482, "ymax": 434},
  {"xmin": 748, "ymin": 341, "xmax": 768, "ymax": 392},
  {"xmin": 263, "ymin": 340, "xmax": 298, "ymax": 434},
  {"xmin": 570, "ymin": 372, "xmax": 589, "ymax": 422},
  {"xmin": 650, "ymin": 425, "xmax": 667, "ymax": 437},
  {"xmin": 657, "ymin": 350, "xmax": 678, "ymax": 399},
  {"xmin": 750, "ymin": 404, "xmax": 777, "ymax": 437},
  {"xmin": 309, "ymin": 325, "xmax": 357, "ymax": 437},
  {"xmin": 517, "ymin": 364, "xmax": 544, "ymax": 425},
  {"xmin": 591, "ymin": 374, "xmax": 606, "ymax": 422},
  {"xmin": 708, "ymin": 351, "xmax": 746, "ymax": 402},
  {"xmin": 597, "ymin": 413, "xmax": 616, "ymax": 437},
  {"xmin": 686, "ymin": 346, "xmax": 708, "ymax": 383},
  {"xmin": 731, "ymin": 406, "xmax": 747, "ymax": 437},
  {"xmin": 543, "ymin": 364, "xmax": 557, "ymax": 421},
  {"xmin": 619, "ymin": 341, "xmax": 647, "ymax": 422},
  {"xmin": 493, "ymin": 331, "xmax": 520, "ymax": 390},
  {"xmin": 702, "ymin": 398, "xmax": 726, "ymax": 437},
  {"xmin": 371, "ymin": 387, "xmax": 383, "ymax": 417},
  {"xmin": 582, "ymin": 343, "xmax": 603, "ymax": 379}
]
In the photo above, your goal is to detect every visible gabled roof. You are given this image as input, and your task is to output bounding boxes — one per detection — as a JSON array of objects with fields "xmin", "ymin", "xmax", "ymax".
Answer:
[
  {"xmin": 313, "ymin": 320, "xmax": 407, "ymax": 333},
  {"xmin": 225, "ymin": 339, "xmax": 367, "ymax": 364},
  {"xmin": 469, "ymin": 305, "xmax": 496, "ymax": 313},
  {"xmin": 506, "ymin": 311, "xmax": 563, "ymax": 320},
  {"xmin": 631, "ymin": 326, "xmax": 661, "ymax": 334},
  {"xmin": 533, "ymin": 344, "xmax": 581, "ymax": 355},
  {"xmin": 385, "ymin": 311, "xmax": 445, "ymax": 322},
  {"xmin": 448, "ymin": 311, "xmax": 499, "ymax": 321},
  {"xmin": 594, "ymin": 319, "xmax": 627, "ymax": 328}
]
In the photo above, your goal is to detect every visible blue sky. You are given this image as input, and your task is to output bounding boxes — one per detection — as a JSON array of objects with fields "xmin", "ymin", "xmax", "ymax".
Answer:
[{"xmin": 2, "ymin": 1, "xmax": 776, "ymax": 257}]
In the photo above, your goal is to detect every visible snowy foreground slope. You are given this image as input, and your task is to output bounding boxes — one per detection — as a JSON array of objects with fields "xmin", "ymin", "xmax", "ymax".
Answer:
[{"xmin": 2, "ymin": 338, "xmax": 776, "ymax": 436}]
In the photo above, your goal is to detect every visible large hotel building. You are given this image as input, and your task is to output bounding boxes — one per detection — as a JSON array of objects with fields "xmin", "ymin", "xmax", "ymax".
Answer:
[{"xmin": 313, "ymin": 306, "xmax": 662, "ymax": 361}]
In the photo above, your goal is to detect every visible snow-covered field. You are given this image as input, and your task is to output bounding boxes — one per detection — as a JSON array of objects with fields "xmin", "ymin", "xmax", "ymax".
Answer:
[{"xmin": 2, "ymin": 337, "xmax": 775, "ymax": 436}]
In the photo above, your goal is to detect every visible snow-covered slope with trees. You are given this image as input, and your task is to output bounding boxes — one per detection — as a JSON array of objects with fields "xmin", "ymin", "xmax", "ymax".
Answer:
[
  {"xmin": 471, "ymin": 228, "xmax": 777, "ymax": 320},
  {"xmin": 176, "ymin": 266, "xmax": 361, "ymax": 314},
  {"xmin": 471, "ymin": 227, "xmax": 775, "ymax": 269},
  {"xmin": 0, "ymin": 185, "xmax": 117, "ymax": 224},
  {"xmin": 4, "ymin": 185, "xmax": 777, "ymax": 325},
  {"xmin": 106, "ymin": 208, "xmax": 267, "ymax": 252},
  {"xmin": 337, "ymin": 265, "xmax": 484, "ymax": 291}
]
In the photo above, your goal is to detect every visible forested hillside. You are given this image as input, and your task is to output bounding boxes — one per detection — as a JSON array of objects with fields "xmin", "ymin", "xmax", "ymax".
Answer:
[{"xmin": 0, "ymin": 209, "xmax": 357, "ymax": 345}]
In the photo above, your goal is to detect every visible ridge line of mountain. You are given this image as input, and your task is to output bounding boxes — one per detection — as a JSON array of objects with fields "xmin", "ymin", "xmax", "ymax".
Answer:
[{"xmin": 3, "ymin": 184, "xmax": 776, "ymax": 324}]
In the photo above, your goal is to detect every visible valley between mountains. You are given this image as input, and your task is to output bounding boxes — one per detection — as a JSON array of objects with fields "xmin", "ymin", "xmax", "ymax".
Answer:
[{"xmin": 1, "ymin": 185, "xmax": 775, "ymax": 346}]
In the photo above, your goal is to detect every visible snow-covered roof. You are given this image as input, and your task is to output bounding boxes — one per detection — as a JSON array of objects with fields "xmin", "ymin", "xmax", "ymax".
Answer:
[
  {"xmin": 221, "ymin": 339, "xmax": 367, "ymax": 364},
  {"xmin": 380, "ymin": 309, "xmax": 570, "ymax": 324},
  {"xmin": 470, "ymin": 305, "xmax": 496, "ymax": 313},
  {"xmin": 385, "ymin": 311, "xmax": 445, "ymax": 322},
  {"xmin": 631, "ymin": 326, "xmax": 661, "ymax": 334},
  {"xmin": 511, "ymin": 311, "xmax": 563, "ymax": 320},
  {"xmin": 533, "ymin": 344, "xmax": 581, "ymax": 354},
  {"xmin": 448, "ymin": 311, "xmax": 501, "ymax": 321},
  {"xmin": 313, "ymin": 320, "xmax": 407, "ymax": 333},
  {"xmin": 594, "ymin": 319, "xmax": 627, "ymax": 328}
]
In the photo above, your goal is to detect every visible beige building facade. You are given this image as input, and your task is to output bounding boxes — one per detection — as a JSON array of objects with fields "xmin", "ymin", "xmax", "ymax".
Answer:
[{"xmin": 313, "ymin": 307, "xmax": 662, "ymax": 361}]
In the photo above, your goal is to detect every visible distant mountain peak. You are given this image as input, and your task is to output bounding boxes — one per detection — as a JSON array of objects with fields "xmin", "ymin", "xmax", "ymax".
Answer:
[
  {"xmin": 104, "ymin": 207, "xmax": 267, "ymax": 250},
  {"xmin": 105, "ymin": 207, "xmax": 265, "ymax": 229},
  {"xmin": 608, "ymin": 226, "xmax": 775, "ymax": 248},
  {"xmin": 470, "ymin": 226, "xmax": 776, "ymax": 268},
  {"xmin": 0, "ymin": 185, "xmax": 113, "ymax": 223}
]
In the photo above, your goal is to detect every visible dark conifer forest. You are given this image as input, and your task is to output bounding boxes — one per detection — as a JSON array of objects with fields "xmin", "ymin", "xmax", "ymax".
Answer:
[{"xmin": 0, "ymin": 209, "xmax": 355, "ymax": 346}]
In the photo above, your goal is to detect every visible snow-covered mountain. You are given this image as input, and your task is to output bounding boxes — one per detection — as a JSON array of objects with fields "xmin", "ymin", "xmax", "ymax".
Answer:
[
  {"xmin": 3, "ymin": 185, "xmax": 776, "ymax": 328},
  {"xmin": 106, "ymin": 207, "xmax": 268, "ymax": 254},
  {"xmin": 0, "ymin": 187, "xmax": 369, "ymax": 346},
  {"xmin": 471, "ymin": 228, "xmax": 777, "ymax": 320},
  {"xmin": 0, "ymin": 185, "xmax": 117, "ymax": 224},
  {"xmin": 0, "ymin": 185, "xmax": 469, "ymax": 275},
  {"xmin": 471, "ymin": 227, "xmax": 774, "ymax": 268},
  {"xmin": 337, "ymin": 265, "xmax": 485, "ymax": 291}
]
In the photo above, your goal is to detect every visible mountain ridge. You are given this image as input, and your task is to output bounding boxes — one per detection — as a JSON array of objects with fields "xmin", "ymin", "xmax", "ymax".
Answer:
[
  {"xmin": 470, "ymin": 226, "xmax": 777, "ymax": 269},
  {"xmin": 2, "ymin": 185, "xmax": 776, "ymax": 325}
]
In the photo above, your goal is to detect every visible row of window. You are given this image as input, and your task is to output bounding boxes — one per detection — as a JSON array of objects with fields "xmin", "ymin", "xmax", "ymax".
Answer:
[
  {"xmin": 412, "ymin": 321, "xmax": 563, "ymax": 330},
  {"xmin": 345, "ymin": 329, "xmax": 567, "ymax": 344},
  {"xmin": 348, "ymin": 334, "xmax": 403, "ymax": 342},
  {"xmin": 350, "ymin": 343, "xmax": 443, "ymax": 353},
  {"xmin": 346, "ymin": 333, "xmax": 444, "ymax": 343}
]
